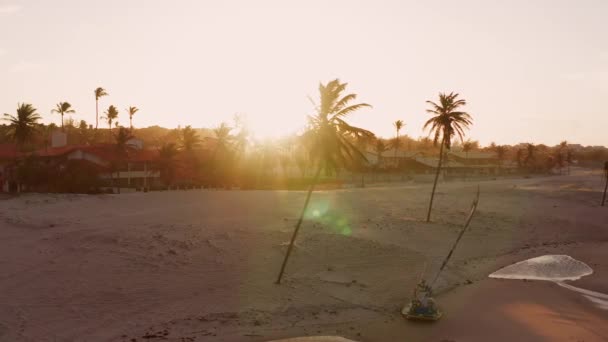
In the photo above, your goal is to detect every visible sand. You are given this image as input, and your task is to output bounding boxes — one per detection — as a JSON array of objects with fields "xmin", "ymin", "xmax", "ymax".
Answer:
[{"xmin": 0, "ymin": 168, "xmax": 607, "ymax": 341}]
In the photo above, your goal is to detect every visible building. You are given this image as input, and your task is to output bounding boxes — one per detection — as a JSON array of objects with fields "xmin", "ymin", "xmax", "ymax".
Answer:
[
  {"xmin": 0, "ymin": 144, "xmax": 19, "ymax": 192},
  {"xmin": 33, "ymin": 144, "xmax": 161, "ymax": 189}
]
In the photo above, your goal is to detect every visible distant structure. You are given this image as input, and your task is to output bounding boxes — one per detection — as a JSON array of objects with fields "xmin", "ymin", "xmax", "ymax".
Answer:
[{"xmin": 51, "ymin": 131, "xmax": 67, "ymax": 148}]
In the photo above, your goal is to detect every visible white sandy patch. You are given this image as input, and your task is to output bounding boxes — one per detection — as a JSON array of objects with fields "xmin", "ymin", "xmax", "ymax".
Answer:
[{"xmin": 489, "ymin": 255, "xmax": 593, "ymax": 281}]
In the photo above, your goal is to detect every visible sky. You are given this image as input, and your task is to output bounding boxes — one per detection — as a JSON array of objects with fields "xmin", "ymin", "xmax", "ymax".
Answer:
[{"xmin": 1, "ymin": 0, "xmax": 607, "ymax": 146}]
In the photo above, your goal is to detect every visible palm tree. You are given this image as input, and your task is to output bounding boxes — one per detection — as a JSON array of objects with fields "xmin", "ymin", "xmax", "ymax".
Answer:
[
  {"xmin": 159, "ymin": 142, "xmax": 179, "ymax": 188},
  {"xmin": 566, "ymin": 150, "xmax": 574, "ymax": 175},
  {"xmin": 559, "ymin": 140, "xmax": 569, "ymax": 175},
  {"xmin": 51, "ymin": 102, "xmax": 76, "ymax": 131},
  {"xmin": 393, "ymin": 119, "xmax": 404, "ymax": 163},
  {"xmin": 276, "ymin": 79, "xmax": 373, "ymax": 284},
  {"xmin": 214, "ymin": 122, "xmax": 233, "ymax": 152},
  {"xmin": 94, "ymin": 87, "xmax": 108, "ymax": 130},
  {"xmin": 102, "ymin": 105, "xmax": 119, "ymax": 132},
  {"xmin": 423, "ymin": 92, "xmax": 472, "ymax": 222},
  {"xmin": 524, "ymin": 143, "xmax": 536, "ymax": 170},
  {"xmin": 462, "ymin": 140, "xmax": 475, "ymax": 159},
  {"xmin": 127, "ymin": 106, "xmax": 139, "ymax": 129},
  {"xmin": 494, "ymin": 145, "xmax": 507, "ymax": 174},
  {"xmin": 112, "ymin": 127, "xmax": 135, "ymax": 193},
  {"xmin": 179, "ymin": 125, "xmax": 201, "ymax": 151},
  {"xmin": 515, "ymin": 149, "xmax": 524, "ymax": 169},
  {"xmin": 3, "ymin": 103, "xmax": 42, "ymax": 148},
  {"xmin": 374, "ymin": 139, "xmax": 388, "ymax": 180},
  {"xmin": 375, "ymin": 139, "xmax": 388, "ymax": 166}
]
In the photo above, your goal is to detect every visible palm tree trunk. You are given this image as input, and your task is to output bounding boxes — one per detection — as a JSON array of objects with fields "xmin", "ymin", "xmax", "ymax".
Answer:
[
  {"xmin": 602, "ymin": 170, "xmax": 608, "ymax": 206},
  {"xmin": 95, "ymin": 99, "xmax": 99, "ymax": 130},
  {"xmin": 276, "ymin": 164, "xmax": 322, "ymax": 284},
  {"xmin": 426, "ymin": 137, "xmax": 445, "ymax": 222},
  {"xmin": 61, "ymin": 113, "xmax": 64, "ymax": 131},
  {"xmin": 394, "ymin": 131, "xmax": 399, "ymax": 168}
]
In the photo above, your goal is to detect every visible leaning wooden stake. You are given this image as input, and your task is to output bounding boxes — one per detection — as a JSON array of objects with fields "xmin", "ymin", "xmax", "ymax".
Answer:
[
  {"xmin": 431, "ymin": 186, "xmax": 480, "ymax": 287},
  {"xmin": 602, "ymin": 162, "xmax": 608, "ymax": 206},
  {"xmin": 276, "ymin": 166, "xmax": 322, "ymax": 284}
]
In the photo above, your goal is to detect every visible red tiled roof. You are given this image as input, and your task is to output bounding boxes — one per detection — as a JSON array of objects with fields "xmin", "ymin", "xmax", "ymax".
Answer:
[
  {"xmin": 0, "ymin": 144, "xmax": 19, "ymax": 159},
  {"xmin": 33, "ymin": 144, "xmax": 160, "ymax": 162}
]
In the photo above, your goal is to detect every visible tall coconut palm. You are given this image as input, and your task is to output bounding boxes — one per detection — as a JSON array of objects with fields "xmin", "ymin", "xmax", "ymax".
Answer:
[
  {"xmin": 393, "ymin": 119, "xmax": 404, "ymax": 162},
  {"xmin": 127, "ymin": 106, "xmax": 139, "ymax": 129},
  {"xmin": 494, "ymin": 145, "xmax": 507, "ymax": 173},
  {"xmin": 102, "ymin": 105, "xmax": 119, "ymax": 132},
  {"xmin": 179, "ymin": 125, "xmax": 201, "ymax": 152},
  {"xmin": 559, "ymin": 140, "xmax": 569, "ymax": 175},
  {"xmin": 375, "ymin": 139, "xmax": 388, "ymax": 166},
  {"xmin": 112, "ymin": 127, "xmax": 135, "ymax": 194},
  {"xmin": 214, "ymin": 122, "xmax": 233, "ymax": 152},
  {"xmin": 94, "ymin": 87, "xmax": 108, "ymax": 130},
  {"xmin": 3, "ymin": 103, "xmax": 42, "ymax": 148},
  {"xmin": 276, "ymin": 79, "xmax": 373, "ymax": 284},
  {"xmin": 524, "ymin": 143, "xmax": 536, "ymax": 169},
  {"xmin": 159, "ymin": 142, "xmax": 179, "ymax": 188},
  {"xmin": 515, "ymin": 149, "xmax": 524, "ymax": 168},
  {"xmin": 554, "ymin": 148, "xmax": 565, "ymax": 174},
  {"xmin": 423, "ymin": 92, "xmax": 472, "ymax": 222},
  {"xmin": 51, "ymin": 102, "xmax": 75, "ymax": 130}
]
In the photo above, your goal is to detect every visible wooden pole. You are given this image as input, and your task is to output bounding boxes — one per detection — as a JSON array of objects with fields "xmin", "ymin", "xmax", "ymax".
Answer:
[
  {"xmin": 431, "ymin": 186, "xmax": 480, "ymax": 287},
  {"xmin": 276, "ymin": 166, "xmax": 322, "ymax": 284}
]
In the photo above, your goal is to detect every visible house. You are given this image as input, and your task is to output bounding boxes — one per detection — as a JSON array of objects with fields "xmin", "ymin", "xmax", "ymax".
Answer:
[
  {"xmin": 32, "ymin": 144, "xmax": 162, "ymax": 189},
  {"xmin": 448, "ymin": 151, "xmax": 498, "ymax": 165},
  {"xmin": 0, "ymin": 144, "xmax": 19, "ymax": 192},
  {"xmin": 364, "ymin": 149, "xmax": 425, "ymax": 170}
]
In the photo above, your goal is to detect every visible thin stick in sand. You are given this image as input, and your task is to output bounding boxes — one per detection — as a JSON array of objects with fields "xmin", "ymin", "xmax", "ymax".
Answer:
[
  {"xmin": 601, "ymin": 161, "xmax": 608, "ymax": 206},
  {"xmin": 431, "ymin": 186, "xmax": 480, "ymax": 287}
]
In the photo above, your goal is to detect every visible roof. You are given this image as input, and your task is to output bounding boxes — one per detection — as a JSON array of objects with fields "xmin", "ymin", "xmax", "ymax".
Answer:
[
  {"xmin": 0, "ymin": 144, "xmax": 19, "ymax": 160},
  {"xmin": 32, "ymin": 144, "xmax": 160, "ymax": 162},
  {"xmin": 449, "ymin": 151, "xmax": 498, "ymax": 159},
  {"xmin": 380, "ymin": 149, "xmax": 423, "ymax": 158},
  {"xmin": 413, "ymin": 157, "xmax": 465, "ymax": 168}
]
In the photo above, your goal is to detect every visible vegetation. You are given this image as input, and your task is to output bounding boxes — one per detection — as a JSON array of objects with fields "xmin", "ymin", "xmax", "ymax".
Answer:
[
  {"xmin": 3, "ymin": 103, "xmax": 42, "ymax": 149},
  {"xmin": 127, "ymin": 106, "xmax": 139, "ymax": 129},
  {"xmin": 94, "ymin": 87, "xmax": 109, "ymax": 130},
  {"xmin": 392, "ymin": 119, "xmax": 404, "ymax": 157},
  {"xmin": 2, "ymin": 81, "xmax": 607, "ymax": 197},
  {"xmin": 276, "ymin": 79, "xmax": 373, "ymax": 284},
  {"xmin": 179, "ymin": 125, "xmax": 201, "ymax": 152},
  {"xmin": 423, "ymin": 92, "xmax": 472, "ymax": 222},
  {"xmin": 51, "ymin": 102, "xmax": 76, "ymax": 130},
  {"xmin": 103, "ymin": 105, "xmax": 119, "ymax": 132},
  {"xmin": 158, "ymin": 142, "xmax": 179, "ymax": 187}
]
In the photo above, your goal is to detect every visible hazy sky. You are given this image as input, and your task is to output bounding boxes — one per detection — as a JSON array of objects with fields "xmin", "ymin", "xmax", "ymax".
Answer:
[{"xmin": 1, "ymin": 0, "xmax": 607, "ymax": 146}]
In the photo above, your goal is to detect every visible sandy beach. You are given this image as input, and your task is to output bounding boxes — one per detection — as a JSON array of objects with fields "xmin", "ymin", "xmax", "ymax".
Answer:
[{"xmin": 1, "ymin": 170, "xmax": 607, "ymax": 341}]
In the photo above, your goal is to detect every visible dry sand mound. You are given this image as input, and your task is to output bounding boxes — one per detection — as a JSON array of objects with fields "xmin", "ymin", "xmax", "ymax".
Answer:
[{"xmin": 489, "ymin": 255, "xmax": 593, "ymax": 281}]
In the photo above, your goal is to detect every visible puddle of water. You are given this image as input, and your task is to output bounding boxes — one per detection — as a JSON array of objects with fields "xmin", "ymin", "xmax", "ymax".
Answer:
[
  {"xmin": 489, "ymin": 255, "xmax": 593, "ymax": 281},
  {"xmin": 489, "ymin": 255, "xmax": 608, "ymax": 311}
]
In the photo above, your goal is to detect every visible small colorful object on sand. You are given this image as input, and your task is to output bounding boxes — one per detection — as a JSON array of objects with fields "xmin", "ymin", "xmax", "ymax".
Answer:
[{"xmin": 402, "ymin": 279, "xmax": 442, "ymax": 321}]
